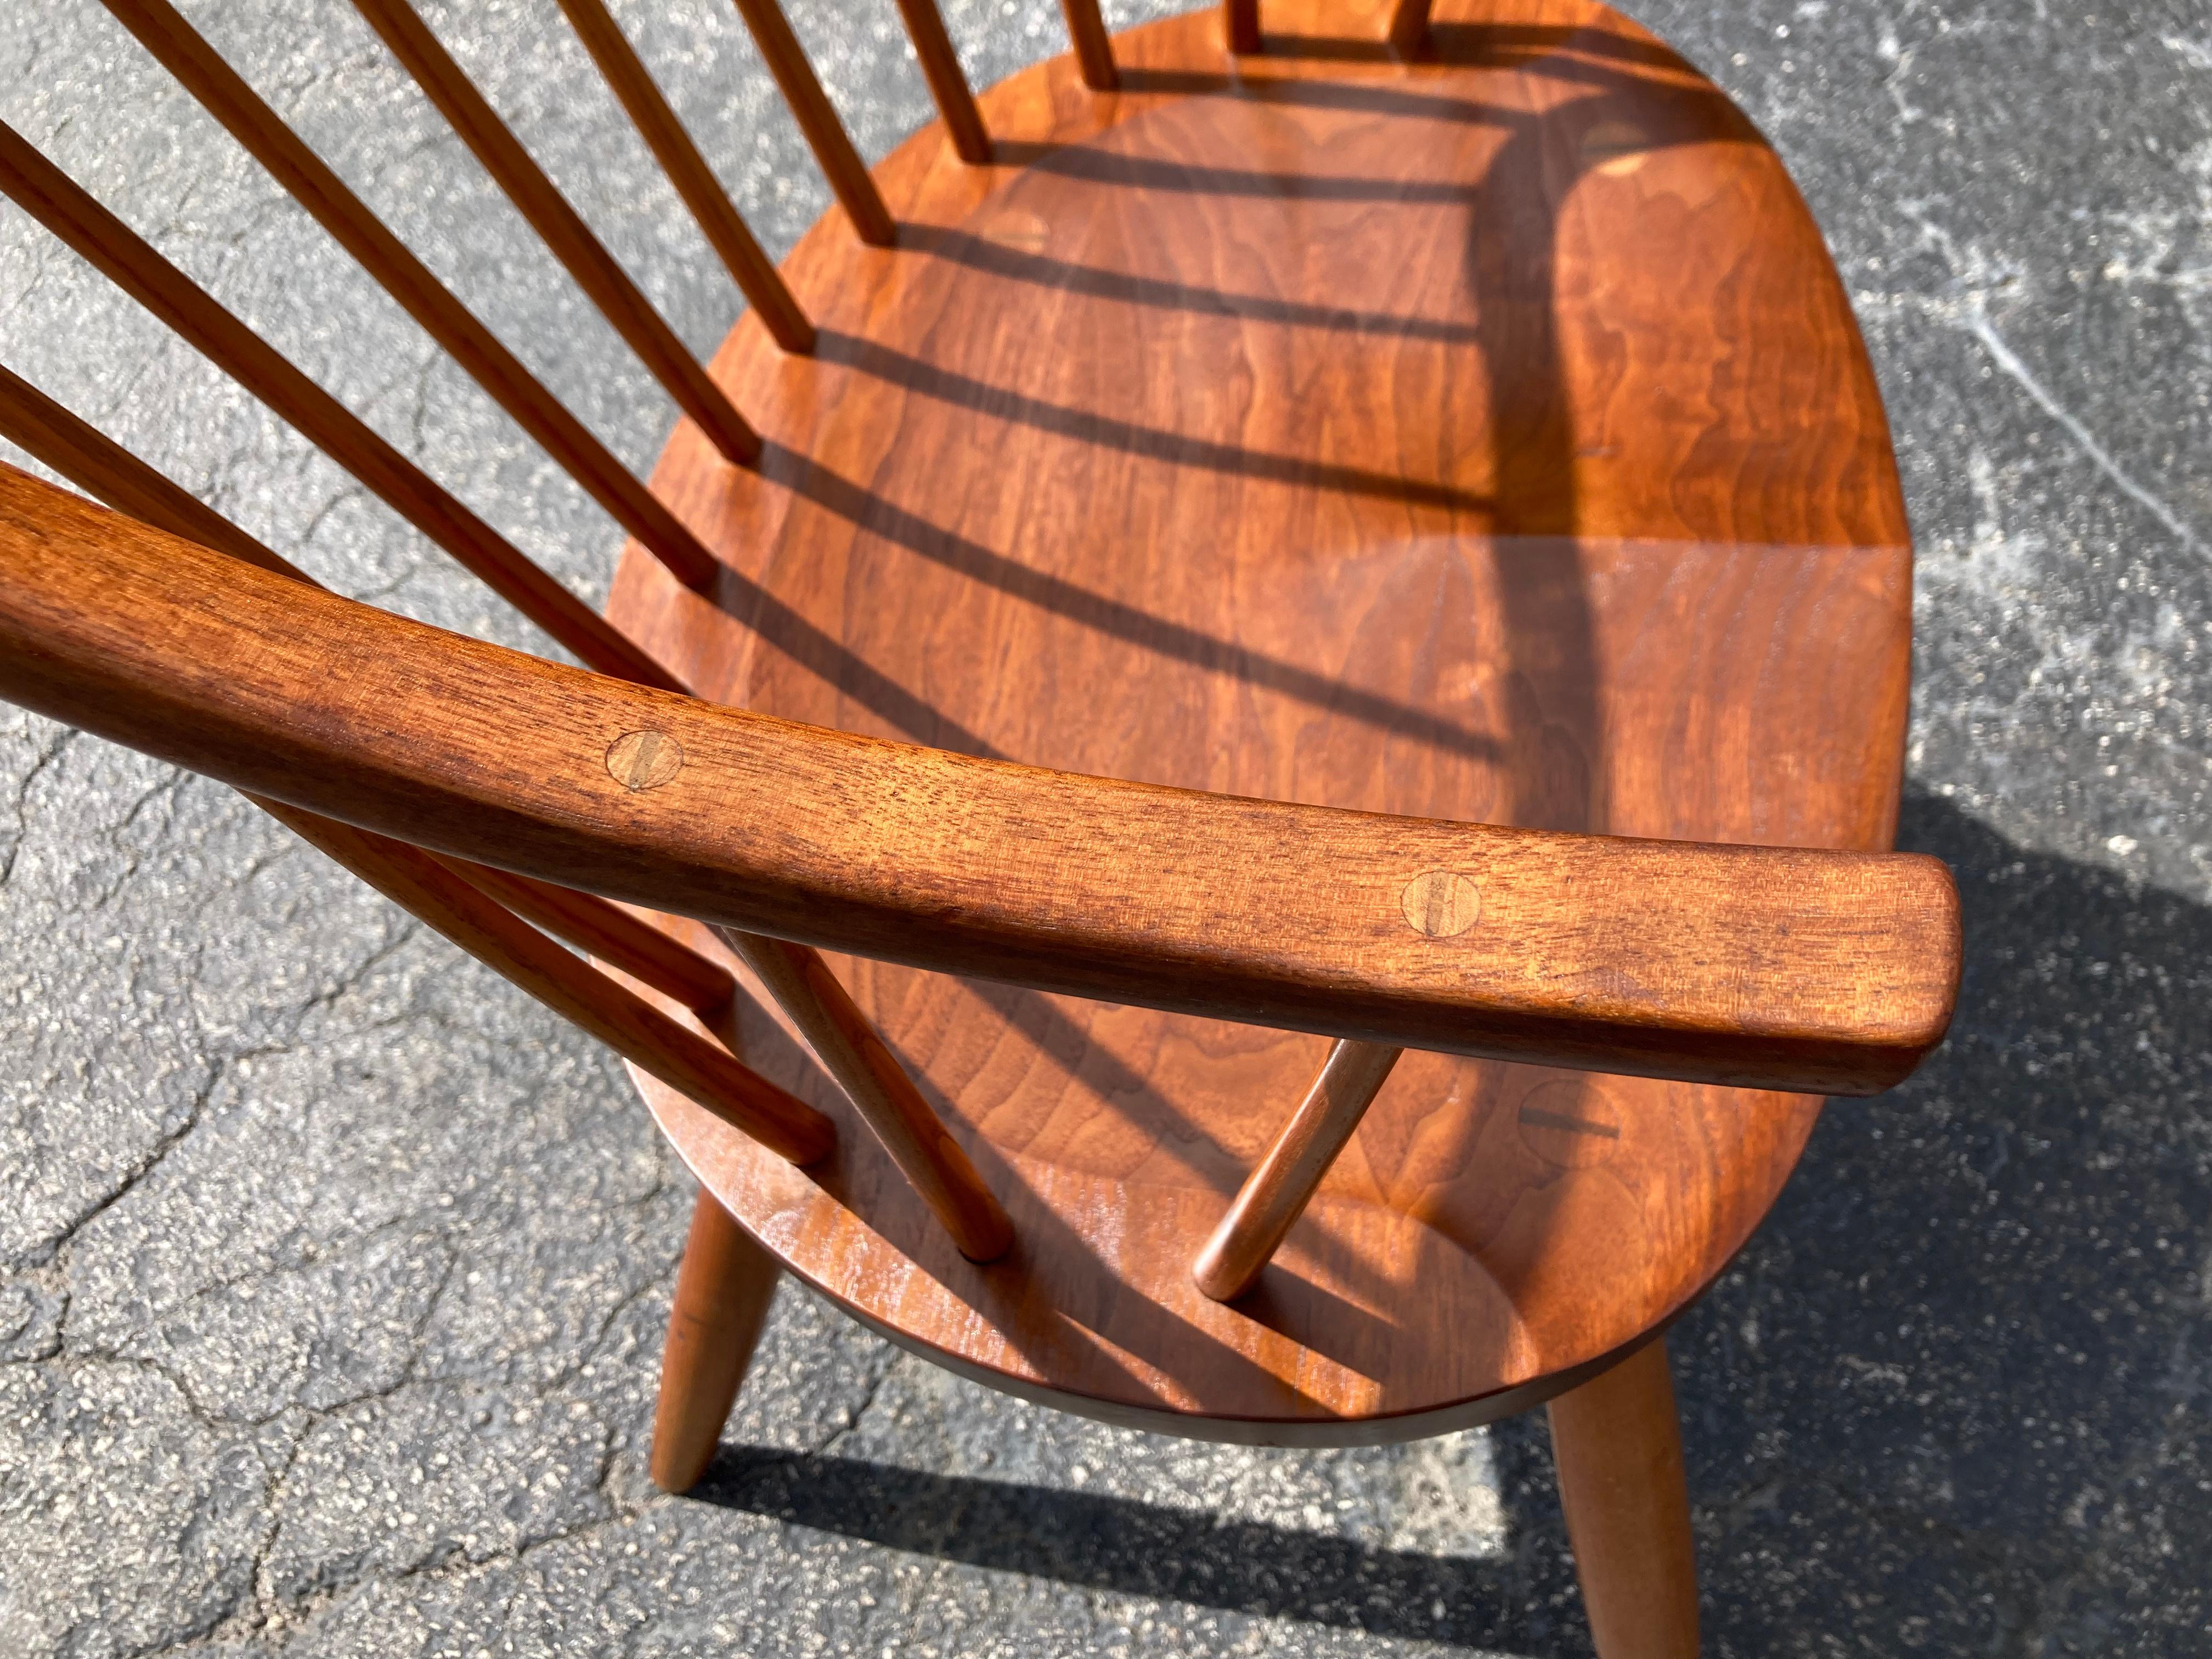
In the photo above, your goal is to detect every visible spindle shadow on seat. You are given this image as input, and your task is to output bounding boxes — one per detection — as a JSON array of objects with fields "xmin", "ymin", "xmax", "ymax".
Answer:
[
  {"xmin": 613, "ymin": 0, "xmax": 1918, "ymax": 1434},
  {"xmin": 0, "ymin": 0, "xmax": 1956, "ymax": 1653}
]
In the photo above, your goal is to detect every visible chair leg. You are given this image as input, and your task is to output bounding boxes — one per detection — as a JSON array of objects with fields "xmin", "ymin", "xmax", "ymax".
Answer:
[
  {"xmin": 1546, "ymin": 1337, "xmax": 1701, "ymax": 1658},
  {"xmin": 650, "ymin": 1189, "xmax": 782, "ymax": 1492}
]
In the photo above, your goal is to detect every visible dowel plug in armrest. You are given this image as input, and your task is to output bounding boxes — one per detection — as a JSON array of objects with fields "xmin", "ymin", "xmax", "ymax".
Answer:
[{"xmin": 0, "ymin": 466, "xmax": 1962, "ymax": 1098}]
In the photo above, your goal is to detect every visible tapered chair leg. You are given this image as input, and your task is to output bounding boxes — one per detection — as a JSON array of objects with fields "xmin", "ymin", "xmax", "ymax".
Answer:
[
  {"xmin": 1547, "ymin": 1338, "xmax": 1701, "ymax": 1658},
  {"xmin": 650, "ymin": 1189, "xmax": 782, "ymax": 1492}
]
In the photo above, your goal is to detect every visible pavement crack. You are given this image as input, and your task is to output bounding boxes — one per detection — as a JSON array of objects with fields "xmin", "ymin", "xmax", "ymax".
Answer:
[
  {"xmin": 1957, "ymin": 304, "xmax": 2205, "ymax": 559},
  {"xmin": 29, "ymin": 1060, "xmax": 221, "ymax": 1274},
  {"xmin": 0, "ymin": 724, "xmax": 76, "ymax": 891},
  {"xmin": 816, "ymin": 1352, "xmax": 897, "ymax": 1459},
  {"xmin": 1896, "ymin": 202, "xmax": 2208, "ymax": 560}
]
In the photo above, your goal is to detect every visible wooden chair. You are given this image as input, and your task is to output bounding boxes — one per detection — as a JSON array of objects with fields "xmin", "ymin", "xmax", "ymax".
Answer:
[{"xmin": 0, "ymin": 0, "xmax": 1961, "ymax": 1650}]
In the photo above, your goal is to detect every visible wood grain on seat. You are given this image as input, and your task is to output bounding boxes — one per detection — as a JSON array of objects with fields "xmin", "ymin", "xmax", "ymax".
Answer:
[{"xmin": 608, "ymin": 0, "xmax": 1917, "ymax": 1441}]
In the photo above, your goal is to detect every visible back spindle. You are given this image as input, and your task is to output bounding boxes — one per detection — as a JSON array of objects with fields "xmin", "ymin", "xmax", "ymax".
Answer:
[
  {"xmin": 550, "ymin": 0, "xmax": 817, "ymax": 351},
  {"xmin": 891, "ymin": 0, "xmax": 992, "ymax": 165},
  {"xmin": 346, "ymin": 0, "xmax": 763, "ymax": 466},
  {"xmin": 725, "ymin": 0, "xmax": 898, "ymax": 246},
  {"xmin": 1193, "ymin": 1039, "xmax": 1402, "ymax": 1301},
  {"xmin": 0, "ymin": 121, "xmax": 684, "ymax": 691},
  {"xmin": 716, "ymin": 928, "xmax": 1014, "ymax": 1262},
  {"xmin": 1224, "ymin": 0, "xmax": 1260, "ymax": 55},
  {"xmin": 96, "ymin": 0, "xmax": 725, "ymax": 592},
  {"xmin": 1059, "ymin": 0, "xmax": 1120, "ymax": 90},
  {"xmin": 1386, "ymin": 0, "xmax": 1433, "ymax": 54}
]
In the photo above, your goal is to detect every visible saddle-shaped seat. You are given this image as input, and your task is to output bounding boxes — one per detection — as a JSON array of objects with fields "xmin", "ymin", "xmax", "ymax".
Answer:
[{"xmin": 618, "ymin": 0, "xmax": 1916, "ymax": 1439}]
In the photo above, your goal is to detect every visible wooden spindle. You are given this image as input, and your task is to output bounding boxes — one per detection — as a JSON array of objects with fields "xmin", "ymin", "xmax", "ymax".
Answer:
[
  {"xmin": 549, "ymin": 0, "xmax": 815, "ymax": 352},
  {"xmin": 1224, "ymin": 0, "xmax": 1261, "ymax": 55},
  {"xmin": 441, "ymin": 854, "xmax": 735, "ymax": 1016},
  {"xmin": 0, "ymin": 364, "xmax": 744, "ymax": 1021},
  {"xmin": 1059, "ymin": 0, "xmax": 1120, "ymax": 91},
  {"xmin": 347, "ymin": 0, "xmax": 763, "ymax": 466},
  {"xmin": 95, "ymin": 0, "xmax": 723, "ymax": 591},
  {"xmin": 0, "ymin": 360, "xmax": 294, "ymax": 576},
  {"xmin": 1386, "ymin": 0, "xmax": 1432, "ymax": 55},
  {"xmin": 1193, "ymin": 1040, "xmax": 1401, "ymax": 1301},
  {"xmin": 715, "ymin": 928, "xmax": 1013, "ymax": 1262},
  {"xmin": 890, "ymin": 0, "xmax": 991, "ymax": 165},
  {"xmin": 0, "ymin": 122, "xmax": 685, "ymax": 692},
  {"xmin": 266, "ymin": 800, "xmax": 834, "ymax": 1165},
  {"xmin": 725, "ymin": 0, "xmax": 898, "ymax": 247}
]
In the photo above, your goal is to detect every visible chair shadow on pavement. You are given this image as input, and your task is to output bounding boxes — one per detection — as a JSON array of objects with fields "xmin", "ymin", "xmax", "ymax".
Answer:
[{"xmin": 691, "ymin": 787, "xmax": 2212, "ymax": 1654}]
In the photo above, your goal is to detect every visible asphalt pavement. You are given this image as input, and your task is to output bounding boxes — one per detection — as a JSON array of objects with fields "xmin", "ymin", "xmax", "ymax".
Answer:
[{"xmin": 3, "ymin": 1, "xmax": 2209, "ymax": 1653}]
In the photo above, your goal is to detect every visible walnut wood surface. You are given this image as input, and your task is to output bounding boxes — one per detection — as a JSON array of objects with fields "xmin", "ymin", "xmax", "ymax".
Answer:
[
  {"xmin": 1549, "ymin": 1339, "xmax": 1701, "ymax": 1656},
  {"xmin": 0, "ymin": 121, "xmax": 681, "ymax": 692},
  {"xmin": 0, "ymin": 0, "xmax": 1949, "ymax": 1442},
  {"xmin": 95, "ymin": 0, "xmax": 726, "ymax": 591},
  {"xmin": 346, "ymin": 0, "xmax": 761, "ymax": 466},
  {"xmin": 605, "ymin": 0, "xmax": 1935, "ymax": 1438},
  {"xmin": 0, "ymin": 413, "xmax": 1938, "ymax": 1442},
  {"xmin": 0, "ymin": 470, "xmax": 1953, "ymax": 1094},
  {"xmin": 727, "ymin": 0, "xmax": 898, "ymax": 247},
  {"xmin": 1387, "ymin": 0, "xmax": 1436, "ymax": 53},
  {"xmin": 652, "ymin": 1190, "xmax": 783, "ymax": 1491},
  {"xmin": 1194, "ymin": 1039, "xmax": 1403, "ymax": 1301},
  {"xmin": 550, "ymin": 0, "xmax": 816, "ymax": 353}
]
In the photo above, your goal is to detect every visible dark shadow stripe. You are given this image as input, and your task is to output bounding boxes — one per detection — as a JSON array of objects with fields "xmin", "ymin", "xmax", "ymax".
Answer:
[{"xmin": 690, "ymin": 1447, "xmax": 1536, "ymax": 1648}]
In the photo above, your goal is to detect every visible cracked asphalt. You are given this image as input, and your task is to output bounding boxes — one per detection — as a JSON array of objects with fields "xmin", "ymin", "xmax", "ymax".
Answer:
[{"xmin": 3, "ymin": 0, "xmax": 2210, "ymax": 1654}]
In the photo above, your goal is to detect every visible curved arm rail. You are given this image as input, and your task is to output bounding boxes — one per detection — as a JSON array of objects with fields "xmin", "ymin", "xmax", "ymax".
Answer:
[{"xmin": 0, "ymin": 465, "xmax": 1960, "ymax": 1096}]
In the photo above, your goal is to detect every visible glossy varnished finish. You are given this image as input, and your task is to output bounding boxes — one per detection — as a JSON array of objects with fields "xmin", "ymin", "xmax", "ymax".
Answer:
[
  {"xmin": 0, "ymin": 474, "xmax": 1952, "ymax": 1093},
  {"xmin": 1194, "ymin": 1038, "xmax": 1404, "ymax": 1301},
  {"xmin": 610, "ymin": 0, "xmax": 1922, "ymax": 1438}
]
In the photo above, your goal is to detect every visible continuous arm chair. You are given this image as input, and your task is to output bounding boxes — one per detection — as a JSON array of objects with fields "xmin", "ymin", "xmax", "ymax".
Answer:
[{"xmin": 0, "ymin": 0, "xmax": 1961, "ymax": 1650}]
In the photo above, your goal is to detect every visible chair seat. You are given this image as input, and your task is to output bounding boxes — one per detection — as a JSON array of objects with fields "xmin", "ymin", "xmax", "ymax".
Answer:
[{"xmin": 603, "ymin": 0, "xmax": 1911, "ymax": 1443}]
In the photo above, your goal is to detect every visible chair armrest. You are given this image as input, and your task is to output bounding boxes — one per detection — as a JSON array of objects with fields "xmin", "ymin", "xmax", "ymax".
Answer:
[{"xmin": 0, "ymin": 466, "xmax": 1960, "ymax": 1094}]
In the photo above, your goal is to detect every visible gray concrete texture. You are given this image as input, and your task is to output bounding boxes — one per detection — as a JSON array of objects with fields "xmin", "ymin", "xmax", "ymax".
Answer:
[{"xmin": 0, "ymin": 0, "xmax": 2207, "ymax": 1652}]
